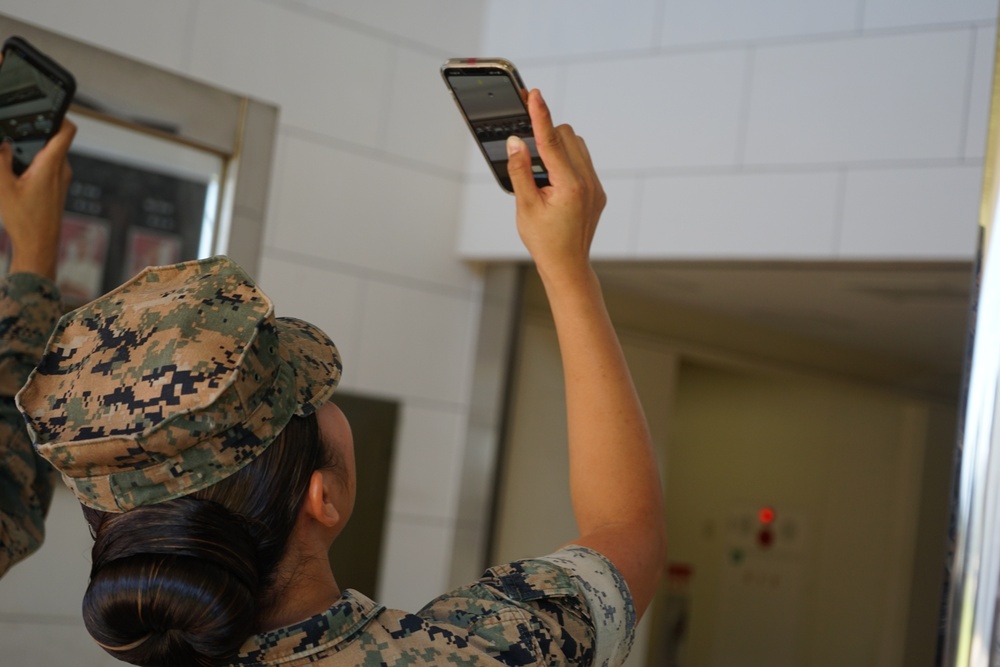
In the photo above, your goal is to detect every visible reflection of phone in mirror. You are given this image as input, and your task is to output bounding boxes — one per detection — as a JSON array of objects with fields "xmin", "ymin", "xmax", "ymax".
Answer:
[
  {"xmin": 0, "ymin": 36, "xmax": 76, "ymax": 175},
  {"xmin": 441, "ymin": 58, "xmax": 548, "ymax": 194}
]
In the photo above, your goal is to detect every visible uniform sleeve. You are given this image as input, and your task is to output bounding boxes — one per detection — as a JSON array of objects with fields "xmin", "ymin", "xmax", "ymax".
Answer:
[
  {"xmin": 524, "ymin": 546, "xmax": 636, "ymax": 667},
  {"xmin": 418, "ymin": 545, "xmax": 636, "ymax": 666},
  {"xmin": 533, "ymin": 546, "xmax": 636, "ymax": 666},
  {"xmin": 0, "ymin": 273, "xmax": 62, "ymax": 577}
]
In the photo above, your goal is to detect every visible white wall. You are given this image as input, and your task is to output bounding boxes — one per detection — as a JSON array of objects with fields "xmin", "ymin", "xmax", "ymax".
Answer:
[{"xmin": 460, "ymin": 0, "xmax": 996, "ymax": 262}]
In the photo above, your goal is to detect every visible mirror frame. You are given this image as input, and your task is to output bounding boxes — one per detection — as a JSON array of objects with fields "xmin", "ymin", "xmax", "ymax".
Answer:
[
  {"xmin": 944, "ymin": 19, "xmax": 1000, "ymax": 667},
  {"xmin": 0, "ymin": 13, "xmax": 277, "ymax": 277}
]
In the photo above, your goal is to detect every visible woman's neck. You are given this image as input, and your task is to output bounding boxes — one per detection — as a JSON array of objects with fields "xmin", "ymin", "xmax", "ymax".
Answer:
[{"xmin": 259, "ymin": 543, "xmax": 342, "ymax": 632}]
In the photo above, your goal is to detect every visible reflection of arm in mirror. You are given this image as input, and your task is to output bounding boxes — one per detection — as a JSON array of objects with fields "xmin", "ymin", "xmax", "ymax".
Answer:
[{"xmin": 0, "ymin": 117, "xmax": 74, "ymax": 577}]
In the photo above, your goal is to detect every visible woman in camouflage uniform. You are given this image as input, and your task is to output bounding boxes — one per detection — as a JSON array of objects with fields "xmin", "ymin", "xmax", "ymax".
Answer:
[{"xmin": 19, "ymin": 90, "xmax": 666, "ymax": 666}]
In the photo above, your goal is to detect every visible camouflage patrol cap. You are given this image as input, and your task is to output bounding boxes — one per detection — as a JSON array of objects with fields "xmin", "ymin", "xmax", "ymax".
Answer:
[{"xmin": 16, "ymin": 256, "xmax": 342, "ymax": 513}]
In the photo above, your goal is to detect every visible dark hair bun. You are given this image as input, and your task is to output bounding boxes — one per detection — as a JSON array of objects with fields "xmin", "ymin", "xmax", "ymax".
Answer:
[{"xmin": 83, "ymin": 498, "xmax": 260, "ymax": 666}]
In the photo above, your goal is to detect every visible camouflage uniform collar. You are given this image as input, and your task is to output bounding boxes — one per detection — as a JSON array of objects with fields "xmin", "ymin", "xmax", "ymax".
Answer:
[{"xmin": 236, "ymin": 589, "xmax": 384, "ymax": 664}]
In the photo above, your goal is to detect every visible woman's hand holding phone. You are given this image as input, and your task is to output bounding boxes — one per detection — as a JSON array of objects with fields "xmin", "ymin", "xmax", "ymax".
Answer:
[
  {"xmin": 441, "ymin": 58, "xmax": 548, "ymax": 193},
  {"xmin": 0, "ymin": 37, "xmax": 77, "ymax": 279},
  {"xmin": 0, "ymin": 36, "xmax": 76, "ymax": 175},
  {"xmin": 0, "ymin": 116, "xmax": 76, "ymax": 280},
  {"xmin": 506, "ymin": 89, "xmax": 605, "ymax": 284}
]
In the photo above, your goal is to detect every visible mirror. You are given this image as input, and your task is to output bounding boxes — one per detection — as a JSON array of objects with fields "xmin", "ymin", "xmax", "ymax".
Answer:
[{"xmin": 0, "ymin": 13, "xmax": 278, "ymax": 665}]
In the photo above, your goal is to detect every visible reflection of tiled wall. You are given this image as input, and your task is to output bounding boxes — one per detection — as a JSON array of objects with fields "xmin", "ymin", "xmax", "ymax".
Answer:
[{"xmin": 460, "ymin": 0, "xmax": 996, "ymax": 262}]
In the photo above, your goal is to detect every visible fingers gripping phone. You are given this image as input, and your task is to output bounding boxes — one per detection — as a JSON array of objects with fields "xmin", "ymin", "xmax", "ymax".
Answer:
[
  {"xmin": 441, "ymin": 58, "xmax": 548, "ymax": 194},
  {"xmin": 0, "ymin": 36, "xmax": 76, "ymax": 174}
]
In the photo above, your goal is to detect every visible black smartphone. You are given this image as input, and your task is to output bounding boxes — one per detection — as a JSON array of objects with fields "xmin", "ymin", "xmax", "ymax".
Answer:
[
  {"xmin": 441, "ymin": 58, "xmax": 548, "ymax": 194},
  {"xmin": 0, "ymin": 36, "xmax": 76, "ymax": 174}
]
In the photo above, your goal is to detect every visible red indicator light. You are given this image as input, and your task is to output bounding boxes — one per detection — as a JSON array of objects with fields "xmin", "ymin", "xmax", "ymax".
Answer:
[{"xmin": 758, "ymin": 506, "xmax": 776, "ymax": 525}]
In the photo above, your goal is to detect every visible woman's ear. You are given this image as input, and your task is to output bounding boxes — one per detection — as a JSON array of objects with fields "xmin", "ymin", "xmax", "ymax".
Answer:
[{"xmin": 301, "ymin": 469, "xmax": 340, "ymax": 528}]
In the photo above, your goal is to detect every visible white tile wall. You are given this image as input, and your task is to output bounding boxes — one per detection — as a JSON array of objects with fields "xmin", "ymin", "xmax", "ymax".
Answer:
[
  {"xmin": 386, "ymin": 404, "xmax": 469, "ymax": 519},
  {"xmin": 456, "ymin": 181, "xmax": 523, "ymax": 257},
  {"xmin": 261, "ymin": 131, "xmax": 291, "ymax": 251},
  {"xmin": 660, "ymin": 0, "xmax": 859, "ymax": 46},
  {"xmin": 265, "ymin": 132, "xmax": 476, "ymax": 290},
  {"xmin": 0, "ymin": 0, "xmax": 197, "ymax": 72},
  {"xmin": 464, "ymin": 4, "xmax": 997, "ymax": 263},
  {"xmin": 383, "ymin": 48, "xmax": 471, "ymax": 172},
  {"xmin": 636, "ymin": 171, "xmax": 842, "ymax": 258},
  {"xmin": 189, "ymin": 0, "xmax": 395, "ymax": 146},
  {"xmin": 863, "ymin": 0, "xmax": 998, "ymax": 30},
  {"xmin": 839, "ymin": 166, "xmax": 982, "ymax": 258},
  {"xmin": 519, "ymin": 64, "xmax": 565, "ymax": 110},
  {"xmin": 564, "ymin": 50, "xmax": 749, "ymax": 170},
  {"xmin": 293, "ymin": 0, "xmax": 486, "ymax": 56},
  {"xmin": 593, "ymin": 177, "xmax": 643, "ymax": 257},
  {"xmin": 482, "ymin": 0, "xmax": 662, "ymax": 60},
  {"xmin": 352, "ymin": 280, "xmax": 480, "ymax": 405},
  {"xmin": 745, "ymin": 31, "xmax": 972, "ymax": 165}
]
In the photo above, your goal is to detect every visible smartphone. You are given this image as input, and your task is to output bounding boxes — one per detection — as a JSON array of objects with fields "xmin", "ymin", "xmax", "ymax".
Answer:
[
  {"xmin": 441, "ymin": 58, "xmax": 548, "ymax": 194},
  {"xmin": 0, "ymin": 36, "xmax": 76, "ymax": 174}
]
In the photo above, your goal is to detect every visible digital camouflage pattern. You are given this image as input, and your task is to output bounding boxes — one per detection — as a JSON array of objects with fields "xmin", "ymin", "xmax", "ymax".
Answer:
[
  {"xmin": 0, "ymin": 273, "xmax": 62, "ymax": 577},
  {"xmin": 233, "ymin": 546, "xmax": 635, "ymax": 667},
  {"xmin": 17, "ymin": 256, "xmax": 342, "ymax": 513}
]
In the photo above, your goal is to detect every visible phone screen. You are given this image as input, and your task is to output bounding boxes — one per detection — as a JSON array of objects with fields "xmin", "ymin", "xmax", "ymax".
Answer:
[
  {"xmin": 443, "ymin": 67, "xmax": 548, "ymax": 192},
  {"xmin": 0, "ymin": 45, "xmax": 71, "ymax": 173}
]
